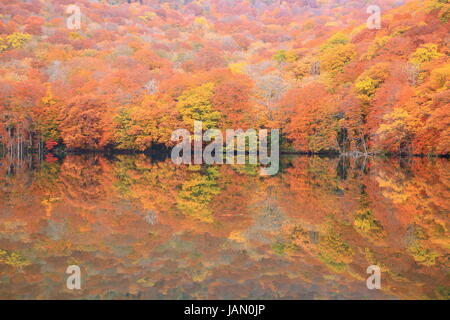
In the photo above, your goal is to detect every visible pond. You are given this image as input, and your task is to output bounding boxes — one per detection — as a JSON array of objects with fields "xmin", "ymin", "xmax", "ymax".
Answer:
[{"xmin": 0, "ymin": 154, "xmax": 448, "ymax": 299}]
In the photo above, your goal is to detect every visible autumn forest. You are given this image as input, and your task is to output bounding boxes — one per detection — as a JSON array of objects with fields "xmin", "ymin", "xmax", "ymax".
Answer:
[
  {"xmin": 0, "ymin": 0, "xmax": 449, "ymax": 301},
  {"xmin": 0, "ymin": 0, "xmax": 449, "ymax": 156}
]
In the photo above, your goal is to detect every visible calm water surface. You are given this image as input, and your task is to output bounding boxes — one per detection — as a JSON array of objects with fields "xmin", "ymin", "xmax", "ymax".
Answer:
[{"xmin": 0, "ymin": 154, "xmax": 448, "ymax": 299}]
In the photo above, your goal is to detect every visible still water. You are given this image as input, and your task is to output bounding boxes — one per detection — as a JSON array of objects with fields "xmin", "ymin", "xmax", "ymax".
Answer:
[{"xmin": 0, "ymin": 154, "xmax": 448, "ymax": 299}]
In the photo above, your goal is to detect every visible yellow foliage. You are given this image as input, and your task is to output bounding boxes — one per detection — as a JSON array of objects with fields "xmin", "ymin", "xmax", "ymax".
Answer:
[
  {"xmin": 324, "ymin": 21, "xmax": 339, "ymax": 27},
  {"xmin": 376, "ymin": 173, "xmax": 411, "ymax": 203},
  {"xmin": 289, "ymin": 60, "xmax": 310, "ymax": 80},
  {"xmin": 228, "ymin": 61, "xmax": 246, "ymax": 74},
  {"xmin": 69, "ymin": 31, "xmax": 83, "ymax": 40},
  {"xmin": 137, "ymin": 277, "xmax": 156, "ymax": 287},
  {"xmin": 228, "ymin": 231, "xmax": 246, "ymax": 243},
  {"xmin": 41, "ymin": 85, "xmax": 57, "ymax": 107},
  {"xmin": 0, "ymin": 249, "xmax": 6, "ymax": 261},
  {"xmin": 320, "ymin": 32, "xmax": 349, "ymax": 52},
  {"xmin": 192, "ymin": 270, "xmax": 209, "ymax": 282},
  {"xmin": 353, "ymin": 209, "xmax": 384, "ymax": 240},
  {"xmin": 176, "ymin": 167, "xmax": 221, "ymax": 223},
  {"xmin": 114, "ymin": 96, "xmax": 177, "ymax": 151},
  {"xmin": 273, "ymin": 49, "xmax": 298, "ymax": 65},
  {"xmin": 320, "ymin": 43, "xmax": 356, "ymax": 76},
  {"xmin": 408, "ymin": 244, "xmax": 439, "ymax": 266},
  {"xmin": 409, "ymin": 43, "xmax": 442, "ymax": 66},
  {"xmin": 0, "ymin": 32, "xmax": 31, "ymax": 52},
  {"xmin": 139, "ymin": 11, "xmax": 157, "ymax": 21},
  {"xmin": 355, "ymin": 63, "xmax": 390, "ymax": 102},
  {"xmin": 429, "ymin": 63, "xmax": 450, "ymax": 90},
  {"xmin": 318, "ymin": 230, "xmax": 354, "ymax": 271},
  {"xmin": 349, "ymin": 24, "xmax": 366, "ymax": 38},
  {"xmin": 285, "ymin": 50, "xmax": 299, "ymax": 63},
  {"xmin": 0, "ymin": 37, "xmax": 8, "ymax": 52},
  {"xmin": 378, "ymin": 108, "xmax": 410, "ymax": 144},
  {"xmin": 427, "ymin": 0, "xmax": 450, "ymax": 23},
  {"xmin": 0, "ymin": 249, "xmax": 31, "ymax": 268},
  {"xmin": 193, "ymin": 16, "xmax": 210, "ymax": 29},
  {"xmin": 391, "ymin": 25, "xmax": 411, "ymax": 36},
  {"xmin": 365, "ymin": 36, "xmax": 391, "ymax": 60},
  {"xmin": 6, "ymin": 32, "xmax": 31, "ymax": 49},
  {"xmin": 176, "ymin": 82, "xmax": 221, "ymax": 129}
]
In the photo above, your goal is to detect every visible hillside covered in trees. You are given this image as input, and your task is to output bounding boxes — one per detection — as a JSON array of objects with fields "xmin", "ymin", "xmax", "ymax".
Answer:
[{"xmin": 0, "ymin": 0, "xmax": 449, "ymax": 156}]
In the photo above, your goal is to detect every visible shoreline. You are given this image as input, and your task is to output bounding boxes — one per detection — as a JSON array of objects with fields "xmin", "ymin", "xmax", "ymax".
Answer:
[
  {"xmin": 64, "ymin": 148, "xmax": 450, "ymax": 158},
  {"xmin": 1, "ymin": 148, "xmax": 448, "ymax": 159}
]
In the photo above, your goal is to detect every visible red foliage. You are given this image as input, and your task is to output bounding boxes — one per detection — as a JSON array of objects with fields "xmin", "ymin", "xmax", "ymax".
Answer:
[{"xmin": 45, "ymin": 139, "xmax": 58, "ymax": 151}]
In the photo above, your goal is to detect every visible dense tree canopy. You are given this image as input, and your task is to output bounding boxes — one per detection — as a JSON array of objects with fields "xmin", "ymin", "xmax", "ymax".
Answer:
[{"xmin": 0, "ymin": 0, "xmax": 448, "ymax": 156}]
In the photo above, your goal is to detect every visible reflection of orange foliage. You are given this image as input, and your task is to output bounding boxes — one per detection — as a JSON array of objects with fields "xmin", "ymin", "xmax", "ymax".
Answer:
[
  {"xmin": 0, "ymin": 0, "xmax": 449, "ymax": 299},
  {"xmin": 0, "ymin": 155, "xmax": 448, "ymax": 299},
  {"xmin": 44, "ymin": 153, "xmax": 57, "ymax": 163}
]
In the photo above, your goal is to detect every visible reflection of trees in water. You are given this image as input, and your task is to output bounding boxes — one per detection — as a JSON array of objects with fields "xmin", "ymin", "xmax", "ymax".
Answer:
[
  {"xmin": 176, "ymin": 166, "xmax": 222, "ymax": 223},
  {"xmin": 336, "ymin": 155, "xmax": 371, "ymax": 181},
  {"xmin": 336, "ymin": 156, "xmax": 350, "ymax": 180},
  {"xmin": 273, "ymin": 156, "xmax": 449, "ymax": 299},
  {"xmin": 0, "ymin": 155, "xmax": 448, "ymax": 299}
]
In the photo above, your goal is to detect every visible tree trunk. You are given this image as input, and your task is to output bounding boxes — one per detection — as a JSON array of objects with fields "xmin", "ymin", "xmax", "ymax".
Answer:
[{"xmin": 360, "ymin": 133, "xmax": 368, "ymax": 155}]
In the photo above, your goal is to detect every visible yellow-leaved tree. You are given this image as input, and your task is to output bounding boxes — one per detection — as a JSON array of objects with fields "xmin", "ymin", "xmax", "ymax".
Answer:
[
  {"xmin": 176, "ymin": 82, "xmax": 221, "ymax": 130},
  {"xmin": 319, "ymin": 32, "xmax": 356, "ymax": 77}
]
